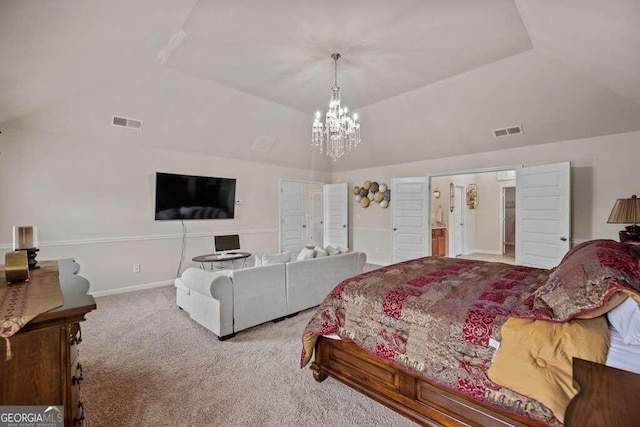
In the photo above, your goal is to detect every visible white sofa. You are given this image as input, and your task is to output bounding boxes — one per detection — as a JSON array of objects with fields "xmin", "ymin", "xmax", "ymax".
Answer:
[{"xmin": 175, "ymin": 251, "xmax": 367, "ymax": 339}]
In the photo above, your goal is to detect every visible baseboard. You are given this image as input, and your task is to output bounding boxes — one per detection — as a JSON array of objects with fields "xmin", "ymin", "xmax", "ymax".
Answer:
[
  {"xmin": 90, "ymin": 279, "xmax": 174, "ymax": 297},
  {"xmin": 366, "ymin": 259, "xmax": 388, "ymax": 267}
]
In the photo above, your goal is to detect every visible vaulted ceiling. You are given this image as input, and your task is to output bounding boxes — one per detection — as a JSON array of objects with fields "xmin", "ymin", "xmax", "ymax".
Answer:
[{"xmin": 1, "ymin": 0, "xmax": 639, "ymax": 172}]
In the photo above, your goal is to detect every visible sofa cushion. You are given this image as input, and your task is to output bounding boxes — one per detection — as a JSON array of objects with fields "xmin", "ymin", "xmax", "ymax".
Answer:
[
  {"xmin": 262, "ymin": 252, "xmax": 291, "ymax": 265},
  {"xmin": 297, "ymin": 247, "xmax": 316, "ymax": 261},
  {"xmin": 314, "ymin": 246, "xmax": 328, "ymax": 258},
  {"xmin": 325, "ymin": 245, "xmax": 339, "ymax": 256}
]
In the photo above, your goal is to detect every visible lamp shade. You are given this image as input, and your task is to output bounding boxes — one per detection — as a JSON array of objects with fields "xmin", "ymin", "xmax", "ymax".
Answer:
[
  {"xmin": 607, "ymin": 195, "xmax": 640, "ymax": 225},
  {"xmin": 607, "ymin": 195, "xmax": 640, "ymax": 243}
]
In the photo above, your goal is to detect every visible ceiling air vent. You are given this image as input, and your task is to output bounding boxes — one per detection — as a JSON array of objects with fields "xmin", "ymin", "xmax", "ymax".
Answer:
[
  {"xmin": 112, "ymin": 116, "xmax": 143, "ymax": 130},
  {"xmin": 493, "ymin": 125, "xmax": 522, "ymax": 138}
]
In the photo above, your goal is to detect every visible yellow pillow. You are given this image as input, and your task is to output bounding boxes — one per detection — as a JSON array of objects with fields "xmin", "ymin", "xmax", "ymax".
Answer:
[{"xmin": 487, "ymin": 316, "xmax": 609, "ymax": 424}]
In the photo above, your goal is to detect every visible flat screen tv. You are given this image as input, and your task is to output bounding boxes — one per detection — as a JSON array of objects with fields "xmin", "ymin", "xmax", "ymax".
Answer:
[{"xmin": 154, "ymin": 172, "xmax": 236, "ymax": 220}]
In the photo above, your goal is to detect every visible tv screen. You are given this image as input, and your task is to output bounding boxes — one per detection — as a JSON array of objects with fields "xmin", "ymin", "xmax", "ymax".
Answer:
[{"xmin": 154, "ymin": 172, "xmax": 236, "ymax": 220}]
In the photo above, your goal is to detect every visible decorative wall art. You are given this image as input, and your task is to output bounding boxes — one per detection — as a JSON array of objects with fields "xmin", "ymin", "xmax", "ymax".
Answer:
[
  {"xmin": 353, "ymin": 181, "xmax": 390, "ymax": 208},
  {"xmin": 466, "ymin": 184, "xmax": 479, "ymax": 209}
]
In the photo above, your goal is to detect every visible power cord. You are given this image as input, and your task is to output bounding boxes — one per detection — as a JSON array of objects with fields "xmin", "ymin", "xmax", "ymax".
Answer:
[{"xmin": 176, "ymin": 219, "xmax": 187, "ymax": 278}]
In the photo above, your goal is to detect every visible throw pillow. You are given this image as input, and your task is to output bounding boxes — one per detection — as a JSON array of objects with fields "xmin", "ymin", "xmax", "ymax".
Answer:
[
  {"xmin": 296, "ymin": 247, "xmax": 315, "ymax": 261},
  {"xmin": 337, "ymin": 246, "xmax": 350, "ymax": 253},
  {"xmin": 534, "ymin": 240, "xmax": 640, "ymax": 321},
  {"xmin": 314, "ymin": 245, "xmax": 328, "ymax": 258},
  {"xmin": 261, "ymin": 252, "xmax": 291, "ymax": 265},
  {"xmin": 325, "ymin": 245, "xmax": 339, "ymax": 256},
  {"xmin": 607, "ymin": 296, "xmax": 640, "ymax": 345}
]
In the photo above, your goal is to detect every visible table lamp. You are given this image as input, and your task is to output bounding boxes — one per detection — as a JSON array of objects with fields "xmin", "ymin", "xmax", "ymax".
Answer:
[{"xmin": 607, "ymin": 195, "xmax": 640, "ymax": 243}]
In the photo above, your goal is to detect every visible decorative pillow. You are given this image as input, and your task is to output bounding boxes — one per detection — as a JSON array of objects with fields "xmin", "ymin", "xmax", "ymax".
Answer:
[
  {"xmin": 607, "ymin": 296, "xmax": 640, "ymax": 345},
  {"xmin": 337, "ymin": 246, "xmax": 350, "ymax": 254},
  {"xmin": 325, "ymin": 245, "xmax": 339, "ymax": 256},
  {"xmin": 488, "ymin": 316, "xmax": 610, "ymax": 424},
  {"xmin": 535, "ymin": 240, "xmax": 640, "ymax": 321},
  {"xmin": 314, "ymin": 245, "xmax": 328, "ymax": 258},
  {"xmin": 558, "ymin": 239, "xmax": 604, "ymax": 265},
  {"xmin": 261, "ymin": 252, "xmax": 291, "ymax": 265},
  {"xmin": 296, "ymin": 247, "xmax": 315, "ymax": 261}
]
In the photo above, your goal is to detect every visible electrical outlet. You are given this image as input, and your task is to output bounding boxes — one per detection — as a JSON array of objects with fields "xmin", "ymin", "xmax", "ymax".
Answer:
[{"xmin": 133, "ymin": 264, "xmax": 141, "ymax": 273}]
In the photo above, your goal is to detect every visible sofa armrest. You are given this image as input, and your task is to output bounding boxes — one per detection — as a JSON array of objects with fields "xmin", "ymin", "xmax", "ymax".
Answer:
[
  {"xmin": 356, "ymin": 251, "xmax": 367, "ymax": 270},
  {"xmin": 179, "ymin": 268, "xmax": 233, "ymax": 301}
]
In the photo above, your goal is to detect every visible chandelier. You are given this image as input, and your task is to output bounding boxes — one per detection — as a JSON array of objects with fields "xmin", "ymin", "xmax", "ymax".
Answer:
[{"xmin": 312, "ymin": 53, "xmax": 361, "ymax": 162}]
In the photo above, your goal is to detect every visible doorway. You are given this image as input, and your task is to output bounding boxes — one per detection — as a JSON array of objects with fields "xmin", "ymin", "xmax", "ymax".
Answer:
[
  {"xmin": 502, "ymin": 186, "xmax": 516, "ymax": 257},
  {"xmin": 430, "ymin": 169, "xmax": 517, "ymax": 263}
]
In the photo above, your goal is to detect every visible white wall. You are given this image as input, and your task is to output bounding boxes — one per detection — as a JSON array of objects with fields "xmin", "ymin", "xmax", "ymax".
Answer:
[
  {"xmin": 0, "ymin": 128, "xmax": 330, "ymax": 295},
  {"xmin": 333, "ymin": 130, "xmax": 640, "ymax": 264}
]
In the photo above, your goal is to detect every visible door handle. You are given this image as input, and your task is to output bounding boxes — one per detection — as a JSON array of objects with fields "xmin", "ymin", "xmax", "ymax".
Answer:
[
  {"xmin": 302, "ymin": 224, "xmax": 306, "ymax": 228},
  {"xmin": 343, "ymin": 224, "xmax": 347, "ymax": 228},
  {"xmin": 393, "ymin": 228, "xmax": 397, "ymax": 231},
  {"xmin": 560, "ymin": 236, "xmax": 567, "ymax": 241}
]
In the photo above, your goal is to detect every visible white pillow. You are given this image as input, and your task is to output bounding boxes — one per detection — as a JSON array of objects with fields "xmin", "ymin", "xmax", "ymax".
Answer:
[
  {"xmin": 254, "ymin": 255, "xmax": 262, "ymax": 267},
  {"xmin": 261, "ymin": 252, "xmax": 291, "ymax": 265},
  {"xmin": 314, "ymin": 245, "xmax": 328, "ymax": 258},
  {"xmin": 325, "ymin": 245, "xmax": 339, "ymax": 256},
  {"xmin": 607, "ymin": 297, "xmax": 640, "ymax": 345},
  {"xmin": 296, "ymin": 247, "xmax": 315, "ymax": 261},
  {"xmin": 337, "ymin": 246, "xmax": 350, "ymax": 254}
]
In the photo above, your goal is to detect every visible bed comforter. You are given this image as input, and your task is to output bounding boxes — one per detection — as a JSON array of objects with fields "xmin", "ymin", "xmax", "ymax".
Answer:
[{"xmin": 301, "ymin": 256, "xmax": 560, "ymax": 425}]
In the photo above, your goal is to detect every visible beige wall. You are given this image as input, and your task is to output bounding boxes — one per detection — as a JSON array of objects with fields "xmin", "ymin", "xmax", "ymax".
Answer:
[
  {"xmin": 333, "ymin": 130, "xmax": 640, "ymax": 264},
  {"xmin": 0, "ymin": 128, "xmax": 330, "ymax": 295},
  {"xmin": 2, "ymin": 127, "xmax": 639, "ymax": 292}
]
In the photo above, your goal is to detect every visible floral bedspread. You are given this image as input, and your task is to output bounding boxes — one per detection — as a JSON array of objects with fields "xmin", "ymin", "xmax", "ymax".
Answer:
[{"xmin": 301, "ymin": 256, "xmax": 559, "ymax": 425}]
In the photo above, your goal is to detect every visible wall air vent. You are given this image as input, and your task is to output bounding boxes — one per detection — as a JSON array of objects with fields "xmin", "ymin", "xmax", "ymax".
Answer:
[
  {"xmin": 112, "ymin": 116, "xmax": 143, "ymax": 130},
  {"xmin": 493, "ymin": 125, "xmax": 522, "ymax": 138}
]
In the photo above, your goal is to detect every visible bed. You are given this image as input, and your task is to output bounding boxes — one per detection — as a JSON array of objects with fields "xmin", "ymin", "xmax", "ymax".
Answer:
[{"xmin": 301, "ymin": 239, "xmax": 640, "ymax": 426}]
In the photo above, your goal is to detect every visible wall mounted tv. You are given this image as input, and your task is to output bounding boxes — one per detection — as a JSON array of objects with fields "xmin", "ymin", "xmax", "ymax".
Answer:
[{"xmin": 154, "ymin": 172, "xmax": 236, "ymax": 220}]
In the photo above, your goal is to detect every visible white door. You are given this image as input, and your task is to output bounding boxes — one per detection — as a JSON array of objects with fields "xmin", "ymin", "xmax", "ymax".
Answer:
[
  {"xmin": 516, "ymin": 162, "xmax": 570, "ymax": 268},
  {"xmin": 391, "ymin": 177, "xmax": 430, "ymax": 263},
  {"xmin": 323, "ymin": 183, "xmax": 348, "ymax": 249},
  {"xmin": 310, "ymin": 190, "xmax": 324, "ymax": 246},
  {"xmin": 280, "ymin": 181, "xmax": 305, "ymax": 257}
]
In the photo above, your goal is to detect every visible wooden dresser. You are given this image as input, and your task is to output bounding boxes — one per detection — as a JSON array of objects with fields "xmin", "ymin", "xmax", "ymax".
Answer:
[{"xmin": 0, "ymin": 259, "xmax": 96, "ymax": 426}]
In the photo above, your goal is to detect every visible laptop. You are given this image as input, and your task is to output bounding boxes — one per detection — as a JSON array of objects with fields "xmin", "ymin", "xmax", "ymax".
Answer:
[{"xmin": 214, "ymin": 234, "xmax": 240, "ymax": 255}]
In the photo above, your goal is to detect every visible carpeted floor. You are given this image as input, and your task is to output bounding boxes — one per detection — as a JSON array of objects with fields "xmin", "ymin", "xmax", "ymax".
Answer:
[{"xmin": 80, "ymin": 285, "xmax": 416, "ymax": 426}]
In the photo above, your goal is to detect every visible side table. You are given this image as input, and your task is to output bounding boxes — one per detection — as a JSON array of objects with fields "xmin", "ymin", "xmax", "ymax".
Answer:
[{"xmin": 192, "ymin": 251, "xmax": 251, "ymax": 270}]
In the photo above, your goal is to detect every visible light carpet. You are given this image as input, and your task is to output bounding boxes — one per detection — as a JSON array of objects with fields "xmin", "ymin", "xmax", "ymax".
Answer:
[{"xmin": 81, "ymin": 285, "xmax": 416, "ymax": 426}]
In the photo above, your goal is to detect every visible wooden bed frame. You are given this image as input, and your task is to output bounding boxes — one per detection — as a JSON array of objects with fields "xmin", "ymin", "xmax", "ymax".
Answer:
[{"xmin": 310, "ymin": 336, "xmax": 640, "ymax": 427}]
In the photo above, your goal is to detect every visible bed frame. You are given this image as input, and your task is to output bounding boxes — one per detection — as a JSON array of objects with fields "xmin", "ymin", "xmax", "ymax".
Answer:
[{"xmin": 310, "ymin": 336, "xmax": 640, "ymax": 427}]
